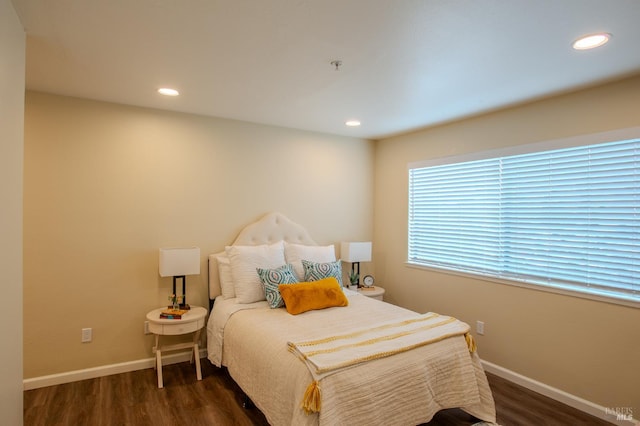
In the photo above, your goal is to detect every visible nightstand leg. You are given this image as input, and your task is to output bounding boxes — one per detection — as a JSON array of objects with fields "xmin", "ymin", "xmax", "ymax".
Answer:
[
  {"xmin": 156, "ymin": 349, "xmax": 163, "ymax": 388},
  {"xmin": 194, "ymin": 343, "xmax": 202, "ymax": 381},
  {"xmin": 193, "ymin": 329, "xmax": 202, "ymax": 381}
]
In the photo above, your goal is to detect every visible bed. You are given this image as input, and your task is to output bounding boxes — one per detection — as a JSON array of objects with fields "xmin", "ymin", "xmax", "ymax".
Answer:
[{"xmin": 206, "ymin": 212, "xmax": 496, "ymax": 425}]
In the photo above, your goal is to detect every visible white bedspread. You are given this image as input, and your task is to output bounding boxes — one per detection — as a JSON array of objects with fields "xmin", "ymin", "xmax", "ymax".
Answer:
[{"xmin": 207, "ymin": 290, "xmax": 496, "ymax": 426}]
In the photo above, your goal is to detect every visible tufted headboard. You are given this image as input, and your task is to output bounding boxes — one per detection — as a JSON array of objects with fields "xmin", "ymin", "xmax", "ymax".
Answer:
[{"xmin": 208, "ymin": 212, "xmax": 317, "ymax": 301}]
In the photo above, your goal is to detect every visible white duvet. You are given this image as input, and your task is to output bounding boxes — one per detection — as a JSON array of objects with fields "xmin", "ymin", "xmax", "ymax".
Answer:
[{"xmin": 207, "ymin": 290, "xmax": 496, "ymax": 426}]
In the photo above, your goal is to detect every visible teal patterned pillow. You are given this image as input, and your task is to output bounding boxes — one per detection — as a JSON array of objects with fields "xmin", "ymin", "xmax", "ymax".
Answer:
[
  {"xmin": 302, "ymin": 259, "xmax": 343, "ymax": 287},
  {"xmin": 257, "ymin": 264, "xmax": 299, "ymax": 308}
]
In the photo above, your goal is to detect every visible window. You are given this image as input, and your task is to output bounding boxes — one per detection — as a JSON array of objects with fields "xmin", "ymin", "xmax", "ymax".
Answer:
[{"xmin": 408, "ymin": 134, "xmax": 639, "ymax": 306}]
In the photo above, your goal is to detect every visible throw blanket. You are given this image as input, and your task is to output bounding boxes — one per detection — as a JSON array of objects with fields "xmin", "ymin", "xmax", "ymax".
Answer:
[{"xmin": 288, "ymin": 313, "xmax": 476, "ymax": 414}]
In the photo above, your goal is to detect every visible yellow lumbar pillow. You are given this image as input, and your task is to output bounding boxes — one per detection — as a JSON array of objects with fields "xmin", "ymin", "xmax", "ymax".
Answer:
[{"xmin": 279, "ymin": 277, "xmax": 348, "ymax": 315}]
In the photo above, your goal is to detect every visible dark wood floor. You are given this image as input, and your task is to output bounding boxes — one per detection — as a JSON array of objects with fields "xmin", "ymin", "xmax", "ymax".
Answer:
[{"xmin": 24, "ymin": 359, "xmax": 612, "ymax": 425}]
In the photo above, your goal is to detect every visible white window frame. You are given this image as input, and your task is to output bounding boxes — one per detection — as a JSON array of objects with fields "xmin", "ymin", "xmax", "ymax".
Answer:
[{"xmin": 407, "ymin": 127, "xmax": 640, "ymax": 308}]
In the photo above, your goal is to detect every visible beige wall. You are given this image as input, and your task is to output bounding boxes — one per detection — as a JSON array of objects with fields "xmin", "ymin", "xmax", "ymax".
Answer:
[
  {"xmin": 374, "ymin": 75, "xmax": 640, "ymax": 413},
  {"xmin": 23, "ymin": 92, "xmax": 374, "ymax": 378},
  {"xmin": 1, "ymin": 0, "xmax": 25, "ymax": 423}
]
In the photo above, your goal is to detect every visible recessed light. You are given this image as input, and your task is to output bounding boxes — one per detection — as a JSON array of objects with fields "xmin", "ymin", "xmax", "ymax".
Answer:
[
  {"xmin": 158, "ymin": 87, "xmax": 179, "ymax": 96},
  {"xmin": 572, "ymin": 33, "xmax": 610, "ymax": 50},
  {"xmin": 345, "ymin": 120, "xmax": 361, "ymax": 127}
]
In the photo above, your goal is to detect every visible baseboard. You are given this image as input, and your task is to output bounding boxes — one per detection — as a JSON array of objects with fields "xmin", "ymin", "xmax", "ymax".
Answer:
[
  {"xmin": 23, "ymin": 348, "xmax": 208, "ymax": 391},
  {"xmin": 481, "ymin": 360, "xmax": 638, "ymax": 426}
]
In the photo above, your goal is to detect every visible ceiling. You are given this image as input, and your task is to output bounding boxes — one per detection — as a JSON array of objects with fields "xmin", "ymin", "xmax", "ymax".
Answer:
[{"xmin": 11, "ymin": 0, "xmax": 640, "ymax": 140}]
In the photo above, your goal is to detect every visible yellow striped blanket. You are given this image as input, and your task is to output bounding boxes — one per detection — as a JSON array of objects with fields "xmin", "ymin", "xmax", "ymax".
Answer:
[{"xmin": 288, "ymin": 312, "xmax": 476, "ymax": 414}]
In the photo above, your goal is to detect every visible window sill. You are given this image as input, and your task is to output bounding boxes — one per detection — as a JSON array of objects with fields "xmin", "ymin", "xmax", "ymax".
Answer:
[{"xmin": 405, "ymin": 261, "xmax": 639, "ymax": 309}]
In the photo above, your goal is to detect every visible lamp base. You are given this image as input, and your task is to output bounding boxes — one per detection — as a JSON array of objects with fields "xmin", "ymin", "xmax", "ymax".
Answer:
[{"xmin": 167, "ymin": 304, "xmax": 191, "ymax": 310}]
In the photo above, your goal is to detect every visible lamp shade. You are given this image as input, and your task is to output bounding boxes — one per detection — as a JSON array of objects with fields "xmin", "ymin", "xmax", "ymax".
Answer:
[
  {"xmin": 341, "ymin": 242, "xmax": 372, "ymax": 263},
  {"xmin": 159, "ymin": 247, "xmax": 201, "ymax": 277}
]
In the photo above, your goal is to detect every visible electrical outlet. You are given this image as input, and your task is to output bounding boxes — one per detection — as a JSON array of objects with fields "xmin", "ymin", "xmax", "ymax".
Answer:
[
  {"xmin": 81, "ymin": 328, "xmax": 92, "ymax": 343},
  {"xmin": 144, "ymin": 321, "xmax": 150, "ymax": 335},
  {"xmin": 476, "ymin": 321, "xmax": 485, "ymax": 335}
]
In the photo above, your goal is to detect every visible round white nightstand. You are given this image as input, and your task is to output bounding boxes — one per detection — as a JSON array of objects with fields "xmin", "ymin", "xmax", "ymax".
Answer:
[
  {"xmin": 359, "ymin": 286, "xmax": 385, "ymax": 301},
  {"xmin": 146, "ymin": 305, "xmax": 207, "ymax": 388}
]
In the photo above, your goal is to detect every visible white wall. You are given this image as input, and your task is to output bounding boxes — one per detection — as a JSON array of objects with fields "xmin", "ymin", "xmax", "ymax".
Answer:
[{"xmin": 0, "ymin": 0, "xmax": 25, "ymax": 423}]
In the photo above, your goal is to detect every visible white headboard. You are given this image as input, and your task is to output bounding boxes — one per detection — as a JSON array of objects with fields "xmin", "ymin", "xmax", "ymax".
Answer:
[{"xmin": 208, "ymin": 212, "xmax": 317, "ymax": 300}]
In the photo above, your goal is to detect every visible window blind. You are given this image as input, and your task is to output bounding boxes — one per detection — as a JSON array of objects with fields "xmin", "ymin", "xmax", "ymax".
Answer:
[{"xmin": 408, "ymin": 138, "xmax": 639, "ymax": 304}]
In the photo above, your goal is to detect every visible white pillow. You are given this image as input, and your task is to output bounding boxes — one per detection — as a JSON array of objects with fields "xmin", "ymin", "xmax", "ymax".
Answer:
[
  {"xmin": 284, "ymin": 242, "xmax": 336, "ymax": 280},
  {"xmin": 216, "ymin": 254, "xmax": 235, "ymax": 299},
  {"xmin": 226, "ymin": 241, "xmax": 286, "ymax": 304}
]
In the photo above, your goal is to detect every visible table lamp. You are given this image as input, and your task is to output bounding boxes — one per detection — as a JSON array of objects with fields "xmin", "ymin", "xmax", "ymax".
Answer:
[
  {"xmin": 341, "ymin": 242, "xmax": 372, "ymax": 287},
  {"xmin": 159, "ymin": 247, "xmax": 200, "ymax": 309}
]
